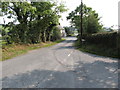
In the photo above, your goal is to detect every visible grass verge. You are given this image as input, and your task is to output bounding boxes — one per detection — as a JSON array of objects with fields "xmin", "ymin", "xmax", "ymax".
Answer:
[
  {"xmin": 74, "ymin": 40, "xmax": 119, "ymax": 59},
  {"xmin": 1, "ymin": 39, "xmax": 65, "ymax": 61}
]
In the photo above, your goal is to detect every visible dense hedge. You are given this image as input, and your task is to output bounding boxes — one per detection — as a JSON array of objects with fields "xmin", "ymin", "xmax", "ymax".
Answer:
[
  {"xmin": 84, "ymin": 32, "xmax": 118, "ymax": 48},
  {"xmin": 118, "ymin": 33, "xmax": 120, "ymax": 58}
]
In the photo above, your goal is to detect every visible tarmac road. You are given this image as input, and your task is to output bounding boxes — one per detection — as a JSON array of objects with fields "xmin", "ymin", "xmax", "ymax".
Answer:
[{"xmin": 1, "ymin": 37, "xmax": 118, "ymax": 88}]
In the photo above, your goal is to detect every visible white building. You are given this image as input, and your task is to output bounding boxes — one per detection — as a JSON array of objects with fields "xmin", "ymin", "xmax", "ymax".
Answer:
[{"xmin": 57, "ymin": 24, "xmax": 66, "ymax": 37}]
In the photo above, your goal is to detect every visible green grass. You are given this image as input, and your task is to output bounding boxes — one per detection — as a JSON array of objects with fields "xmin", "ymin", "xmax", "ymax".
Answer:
[
  {"xmin": 74, "ymin": 40, "xmax": 119, "ymax": 59},
  {"xmin": 1, "ymin": 39, "xmax": 65, "ymax": 61}
]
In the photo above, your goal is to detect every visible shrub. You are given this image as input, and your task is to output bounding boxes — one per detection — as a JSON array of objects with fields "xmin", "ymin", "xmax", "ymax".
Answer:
[
  {"xmin": 84, "ymin": 32, "xmax": 117, "ymax": 48},
  {"xmin": 51, "ymin": 26, "xmax": 61, "ymax": 41}
]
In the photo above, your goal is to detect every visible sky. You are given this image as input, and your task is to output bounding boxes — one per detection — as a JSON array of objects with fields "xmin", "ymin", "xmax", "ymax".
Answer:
[{"xmin": 59, "ymin": 0, "xmax": 120, "ymax": 29}]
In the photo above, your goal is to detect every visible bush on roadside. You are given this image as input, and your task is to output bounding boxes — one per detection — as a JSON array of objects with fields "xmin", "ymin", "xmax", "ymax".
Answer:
[
  {"xmin": 117, "ymin": 32, "xmax": 120, "ymax": 58},
  {"xmin": 51, "ymin": 26, "xmax": 61, "ymax": 41},
  {"xmin": 75, "ymin": 32, "xmax": 119, "ymax": 58},
  {"xmin": 84, "ymin": 32, "xmax": 117, "ymax": 48}
]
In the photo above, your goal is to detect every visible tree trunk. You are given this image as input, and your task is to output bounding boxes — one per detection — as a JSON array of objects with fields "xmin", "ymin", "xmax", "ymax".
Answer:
[{"xmin": 41, "ymin": 31, "xmax": 46, "ymax": 43}]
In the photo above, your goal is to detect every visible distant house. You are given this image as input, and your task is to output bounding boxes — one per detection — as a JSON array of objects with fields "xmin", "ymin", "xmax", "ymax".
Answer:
[{"xmin": 57, "ymin": 24, "xmax": 66, "ymax": 37}]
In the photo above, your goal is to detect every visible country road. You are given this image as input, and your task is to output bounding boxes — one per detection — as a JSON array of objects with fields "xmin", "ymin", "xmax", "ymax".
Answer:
[{"xmin": 1, "ymin": 37, "xmax": 118, "ymax": 88}]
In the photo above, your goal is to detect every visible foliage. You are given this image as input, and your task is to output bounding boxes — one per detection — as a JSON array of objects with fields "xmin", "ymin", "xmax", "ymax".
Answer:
[
  {"xmin": 75, "ymin": 31, "xmax": 119, "ymax": 58},
  {"xmin": 75, "ymin": 40, "xmax": 119, "ymax": 58},
  {"xmin": 0, "ymin": 25, "xmax": 13, "ymax": 47},
  {"xmin": 67, "ymin": 4, "xmax": 102, "ymax": 34},
  {"xmin": 51, "ymin": 26, "xmax": 62, "ymax": 41},
  {"xmin": 84, "ymin": 32, "xmax": 117, "ymax": 48},
  {"xmin": 0, "ymin": 1, "xmax": 67, "ymax": 45},
  {"xmin": 118, "ymin": 33, "xmax": 120, "ymax": 58}
]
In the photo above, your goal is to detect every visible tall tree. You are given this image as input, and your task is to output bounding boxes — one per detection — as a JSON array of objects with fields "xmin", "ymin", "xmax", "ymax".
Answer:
[
  {"xmin": 1, "ymin": 2, "xmax": 36, "ymax": 43},
  {"xmin": 0, "ymin": 1, "xmax": 67, "ymax": 44},
  {"xmin": 67, "ymin": 4, "xmax": 102, "ymax": 34}
]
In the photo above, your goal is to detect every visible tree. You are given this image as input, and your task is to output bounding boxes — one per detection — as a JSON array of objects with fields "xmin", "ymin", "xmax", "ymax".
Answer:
[
  {"xmin": 1, "ymin": 2, "xmax": 36, "ymax": 43},
  {"xmin": 0, "ymin": 1, "xmax": 67, "ymax": 44},
  {"xmin": 86, "ymin": 14, "xmax": 102, "ymax": 34},
  {"xmin": 67, "ymin": 4, "xmax": 102, "ymax": 34},
  {"xmin": 30, "ymin": 1, "xmax": 67, "ymax": 42}
]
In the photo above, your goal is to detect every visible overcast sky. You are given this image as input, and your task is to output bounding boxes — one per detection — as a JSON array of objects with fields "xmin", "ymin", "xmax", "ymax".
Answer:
[{"xmin": 59, "ymin": 0, "xmax": 120, "ymax": 28}]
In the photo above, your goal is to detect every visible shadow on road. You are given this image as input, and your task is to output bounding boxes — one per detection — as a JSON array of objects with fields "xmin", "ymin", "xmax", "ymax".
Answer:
[{"xmin": 2, "ymin": 58, "xmax": 118, "ymax": 88}]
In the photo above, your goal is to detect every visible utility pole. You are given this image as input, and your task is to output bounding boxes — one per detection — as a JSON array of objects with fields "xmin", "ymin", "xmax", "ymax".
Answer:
[{"xmin": 80, "ymin": 0, "xmax": 83, "ymax": 46}]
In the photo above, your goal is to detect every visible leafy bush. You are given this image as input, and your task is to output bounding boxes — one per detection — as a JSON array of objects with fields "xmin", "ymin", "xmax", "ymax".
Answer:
[
  {"xmin": 1, "ymin": 25, "xmax": 13, "ymax": 47},
  {"xmin": 117, "ymin": 33, "xmax": 120, "ymax": 48},
  {"xmin": 51, "ymin": 26, "xmax": 61, "ymax": 41},
  {"xmin": 118, "ymin": 33, "xmax": 120, "ymax": 58},
  {"xmin": 84, "ymin": 32, "xmax": 117, "ymax": 48},
  {"xmin": 75, "ymin": 32, "xmax": 119, "ymax": 58}
]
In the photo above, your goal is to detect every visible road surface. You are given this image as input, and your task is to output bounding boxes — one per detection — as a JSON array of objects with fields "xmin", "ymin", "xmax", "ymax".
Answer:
[{"xmin": 1, "ymin": 37, "xmax": 118, "ymax": 88}]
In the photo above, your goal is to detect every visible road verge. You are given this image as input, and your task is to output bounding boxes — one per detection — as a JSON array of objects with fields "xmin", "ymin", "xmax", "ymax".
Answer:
[{"xmin": 2, "ymin": 39, "xmax": 65, "ymax": 61}]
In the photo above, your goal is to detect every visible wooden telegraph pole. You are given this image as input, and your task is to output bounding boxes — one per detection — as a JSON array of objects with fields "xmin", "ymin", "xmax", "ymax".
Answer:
[{"xmin": 80, "ymin": 0, "xmax": 83, "ymax": 46}]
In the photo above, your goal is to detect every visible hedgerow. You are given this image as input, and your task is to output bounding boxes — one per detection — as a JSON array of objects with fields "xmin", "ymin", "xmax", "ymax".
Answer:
[{"xmin": 84, "ymin": 32, "xmax": 118, "ymax": 48}]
